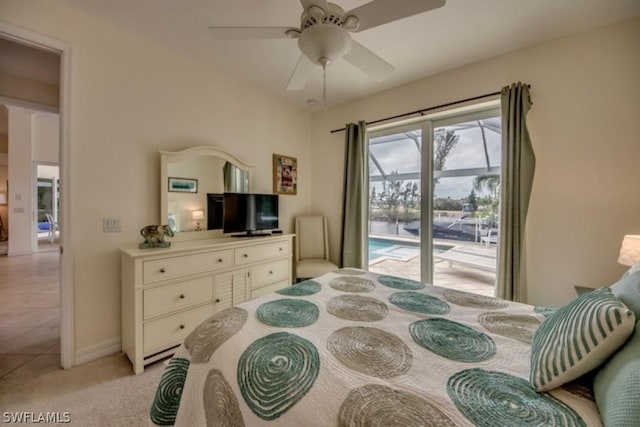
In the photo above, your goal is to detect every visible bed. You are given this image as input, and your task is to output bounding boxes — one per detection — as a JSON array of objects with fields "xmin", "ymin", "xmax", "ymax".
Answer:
[{"xmin": 149, "ymin": 268, "xmax": 603, "ymax": 426}]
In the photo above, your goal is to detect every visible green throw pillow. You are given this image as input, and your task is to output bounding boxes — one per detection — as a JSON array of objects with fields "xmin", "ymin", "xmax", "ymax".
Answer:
[
  {"xmin": 610, "ymin": 270, "xmax": 640, "ymax": 317},
  {"xmin": 593, "ymin": 320, "xmax": 640, "ymax": 427},
  {"xmin": 530, "ymin": 287, "xmax": 635, "ymax": 392}
]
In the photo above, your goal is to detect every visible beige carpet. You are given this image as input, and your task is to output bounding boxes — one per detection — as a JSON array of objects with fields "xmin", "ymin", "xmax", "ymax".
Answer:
[{"xmin": 0, "ymin": 353, "xmax": 164, "ymax": 426}]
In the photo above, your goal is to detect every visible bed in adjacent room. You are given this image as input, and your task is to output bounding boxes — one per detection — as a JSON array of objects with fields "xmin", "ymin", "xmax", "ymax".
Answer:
[{"xmin": 149, "ymin": 268, "xmax": 611, "ymax": 426}]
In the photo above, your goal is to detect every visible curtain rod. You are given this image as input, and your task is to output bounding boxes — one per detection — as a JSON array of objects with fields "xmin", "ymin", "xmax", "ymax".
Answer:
[{"xmin": 330, "ymin": 90, "xmax": 501, "ymax": 134}]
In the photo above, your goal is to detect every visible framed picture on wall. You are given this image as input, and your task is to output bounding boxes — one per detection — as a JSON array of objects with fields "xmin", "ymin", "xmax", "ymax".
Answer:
[
  {"xmin": 168, "ymin": 177, "xmax": 198, "ymax": 193},
  {"xmin": 273, "ymin": 154, "xmax": 297, "ymax": 195}
]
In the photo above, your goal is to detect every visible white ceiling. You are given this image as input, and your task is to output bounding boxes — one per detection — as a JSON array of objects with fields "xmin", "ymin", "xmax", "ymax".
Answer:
[{"xmin": 53, "ymin": 0, "xmax": 640, "ymax": 110}]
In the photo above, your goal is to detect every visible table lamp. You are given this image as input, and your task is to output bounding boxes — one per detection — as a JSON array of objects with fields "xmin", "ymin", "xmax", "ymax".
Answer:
[
  {"xmin": 618, "ymin": 235, "xmax": 640, "ymax": 266},
  {"xmin": 192, "ymin": 210, "xmax": 204, "ymax": 231}
]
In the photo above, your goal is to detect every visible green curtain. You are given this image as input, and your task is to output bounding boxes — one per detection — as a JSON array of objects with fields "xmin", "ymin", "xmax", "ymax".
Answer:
[
  {"xmin": 340, "ymin": 121, "xmax": 368, "ymax": 268},
  {"xmin": 496, "ymin": 83, "xmax": 536, "ymax": 302}
]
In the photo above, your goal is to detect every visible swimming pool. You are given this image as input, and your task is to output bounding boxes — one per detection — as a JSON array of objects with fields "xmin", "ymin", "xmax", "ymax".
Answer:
[{"xmin": 369, "ymin": 237, "xmax": 450, "ymax": 261}]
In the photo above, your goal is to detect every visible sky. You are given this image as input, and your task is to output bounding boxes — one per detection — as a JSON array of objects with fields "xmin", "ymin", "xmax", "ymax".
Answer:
[{"xmin": 369, "ymin": 117, "xmax": 501, "ymax": 200}]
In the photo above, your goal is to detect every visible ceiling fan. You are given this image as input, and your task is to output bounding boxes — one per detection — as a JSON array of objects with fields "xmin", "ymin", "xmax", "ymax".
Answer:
[{"xmin": 209, "ymin": 0, "xmax": 446, "ymax": 94}]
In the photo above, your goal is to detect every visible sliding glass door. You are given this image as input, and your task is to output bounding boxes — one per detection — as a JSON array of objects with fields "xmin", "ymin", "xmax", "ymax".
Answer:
[
  {"xmin": 36, "ymin": 164, "xmax": 60, "ymax": 249},
  {"xmin": 368, "ymin": 123, "xmax": 423, "ymax": 281},
  {"xmin": 368, "ymin": 107, "xmax": 501, "ymax": 294}
]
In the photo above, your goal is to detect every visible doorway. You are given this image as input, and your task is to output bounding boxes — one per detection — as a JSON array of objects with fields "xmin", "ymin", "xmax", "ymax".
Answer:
[{"xmin": 0, "ymin": 22, "xmax": 74, "ymax": 370}]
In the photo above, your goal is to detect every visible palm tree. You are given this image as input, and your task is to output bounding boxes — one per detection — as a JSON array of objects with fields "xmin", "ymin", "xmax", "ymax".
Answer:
[
  {"xmin": 473, "ymin": 175, "xmax": 500, "ymax": 199},
  {"xmin": 433, "ymin": 130, "xmax": 459, "ymax": 184},
  {"xmin": 473, "ymin": 174, "xmax": 500, "ymax": 226}
]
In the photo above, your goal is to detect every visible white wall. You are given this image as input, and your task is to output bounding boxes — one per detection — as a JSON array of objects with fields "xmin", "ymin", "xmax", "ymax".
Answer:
[
  {"xmin": 5, "ymin": 107, "xmax": 59, "ymax": 254},
  {"xmin": 32, "ymin": 111, "xmax": 59, "ymax": 162},
  {"xmin": 0, "ymin": 0, "xmax": 312, "ymax": 360},
  {"xmin": 310, "ymin": 17, "xmax": 640, "ymax": 308},
  {"xmin": 7, "ymin": 106, "xmax": 33, "ymax": 256},
  {"xmin": 0, "ymin": 72, "xmax": 59, "ymax": 107}
]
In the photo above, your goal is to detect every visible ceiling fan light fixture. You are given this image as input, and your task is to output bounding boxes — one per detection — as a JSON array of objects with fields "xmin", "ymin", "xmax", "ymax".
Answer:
[
  {"xmin": 210, "ymin": 0, "xmax": 443, "ymax": 96},
  {"xmin": 298, "ymin": 24, "xmax": 351, "ymax": 65}
]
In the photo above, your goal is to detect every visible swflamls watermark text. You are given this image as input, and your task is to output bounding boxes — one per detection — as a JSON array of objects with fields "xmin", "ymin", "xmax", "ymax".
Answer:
[{"xmin": 3, "ymin": 412, "xmax": 71, "ymax": 423}]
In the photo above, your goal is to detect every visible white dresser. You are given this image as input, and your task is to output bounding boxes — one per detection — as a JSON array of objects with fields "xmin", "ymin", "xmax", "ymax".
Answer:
[{"xmin": 120, "ymin": 234, "xmax": 294, "ymax": 374}]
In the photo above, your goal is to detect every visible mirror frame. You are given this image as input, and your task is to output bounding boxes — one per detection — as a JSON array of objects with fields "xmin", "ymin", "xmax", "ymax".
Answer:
[{"xmin": 160, "ymin": 145, "xmax": 253, "ymax": 241}]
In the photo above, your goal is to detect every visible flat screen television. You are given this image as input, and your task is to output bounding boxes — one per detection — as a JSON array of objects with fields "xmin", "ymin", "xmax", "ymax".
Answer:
[{"xmin": 222, "ymin": 193, "xmax": 279, "ymax": 236}]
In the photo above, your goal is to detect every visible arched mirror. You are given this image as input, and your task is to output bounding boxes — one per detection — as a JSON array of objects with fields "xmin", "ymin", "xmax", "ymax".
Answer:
[{"xmin": 160, "ymin": 146, "xmax": 252, "ymax": 238}]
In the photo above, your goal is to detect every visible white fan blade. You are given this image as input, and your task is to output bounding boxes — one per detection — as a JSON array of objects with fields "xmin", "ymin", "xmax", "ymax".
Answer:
[
  {"xmin": 286, "ymin": 55, "xmax": 315, "ymax": 91},
  {"xmin": 209, "ymin": 26, "xmax": 295, "ymax": 40},
  {"xmin": 301, "ymin": 0, "xmax": 328, "ymax": 12},
  {"xmin": 346, "ymin": 0, "xmax": 446, "ymax": 32},
  {"xmin": 343, "ymin": 41, "xmax": 394, "ymax": 81}
]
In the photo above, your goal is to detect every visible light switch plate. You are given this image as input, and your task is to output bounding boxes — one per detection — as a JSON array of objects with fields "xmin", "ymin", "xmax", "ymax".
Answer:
[{"xmin": 103, "ymin": 217, "xmax": 121, "ymax": 233}]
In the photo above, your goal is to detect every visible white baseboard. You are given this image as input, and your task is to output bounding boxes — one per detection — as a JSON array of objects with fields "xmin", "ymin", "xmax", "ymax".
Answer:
[{"xmin": 74, "ymin": 337, "xmax": 121, "ymax": 366}]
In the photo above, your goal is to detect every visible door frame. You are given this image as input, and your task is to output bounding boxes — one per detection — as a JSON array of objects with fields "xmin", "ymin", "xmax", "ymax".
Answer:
[
  {"xmin": 368, "ymin": 104, "xmax": 501, "ymax": 284},
  {"xmin": 0, "ymin": 20, "xmax": 75, "ymax": 369}
]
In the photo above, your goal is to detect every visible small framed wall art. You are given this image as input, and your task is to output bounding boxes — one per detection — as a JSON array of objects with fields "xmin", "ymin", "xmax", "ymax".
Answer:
[
  {"xmin": 168, "ymin": 177, "xmax": 198, "ymax": 193},
  {"xmin": 273, "ymin": 154, "xmax": 297, "ymax": 195}
]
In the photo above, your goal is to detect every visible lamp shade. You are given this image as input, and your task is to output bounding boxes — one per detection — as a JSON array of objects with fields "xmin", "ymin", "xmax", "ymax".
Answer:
[
  {"xmin": 618, "ymin": 235, "xmax": 640, "ymax": 266},
  {"xmin": 192, "ymin": 210, "xmax": 204, "ymax": 221},
  {"xmin": 0, "ymin": 193, "xmax": 6, "ymax": 205}
]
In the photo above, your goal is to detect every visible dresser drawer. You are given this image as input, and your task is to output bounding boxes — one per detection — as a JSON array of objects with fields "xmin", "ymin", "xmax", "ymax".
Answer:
[
  {"xmin": 251, "ymin": 280, "xmax": 290, "ymax": 299},
  {"xmin": 143, "ymin": 276, "xmax": 213, "ymax": 320},
  {"xmin": 121, "ymin": 234, "xmax": 294, "ymax": 374},
  {"xmin": 143, "ymin": 250, "xmax": 232, "ymax": 284},
  {"xmin": 143, "ymin": 305, "xmax": 213, "ymax": 353},
  {"xmin": 235, "ymin": 240, "xmax": 290, "ymax": 266},
  {"xmin": 250, "ymin": 259, "xmax": 290, "ymax": 290}
]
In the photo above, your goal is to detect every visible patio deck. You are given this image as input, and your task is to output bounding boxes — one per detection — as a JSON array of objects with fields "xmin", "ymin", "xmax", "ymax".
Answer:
[{"xmin": 369, "ymin": 240, "xmax": 496, "ymax": 297}]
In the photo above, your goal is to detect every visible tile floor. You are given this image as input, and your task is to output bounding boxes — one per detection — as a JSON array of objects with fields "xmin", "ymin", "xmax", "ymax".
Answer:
[
  {"xmin": 0, "ymin": 253, "xmax": 159, "ymax": 425},
  {"xmin": 0, "ymin": 251, "xmax": 61, "ymax": 380}
]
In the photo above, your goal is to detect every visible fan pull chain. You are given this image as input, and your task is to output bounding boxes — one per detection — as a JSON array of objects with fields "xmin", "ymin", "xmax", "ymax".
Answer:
[
  {"xmin": 319, "ymin": 57, "xmax": 330, "ymax": 112},
  {"xmin": 323, "ymin": 62, "xmax": 327, "ymax": 112}
]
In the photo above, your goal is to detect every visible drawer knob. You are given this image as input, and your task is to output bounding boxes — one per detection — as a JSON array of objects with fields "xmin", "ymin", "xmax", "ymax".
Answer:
[
  {"xmin": 179, "ymin": 294, "xmax": 185, "ymax": 299},
  {"xmin": 243, "ymin": 254, "xmax": 248, "ymax": 258},
  {"xmin": 215, "ymin": 298, "xmax": 221, "ymax": 303},
  {"xmin": 279, "ymin": 247, "xmax": 283, "ymax": 251},
  {"xmin": 217, "ymin": 258, "xmax": 223, "ymax": 263},
  {"xmin": 160, "ymin": 268, "xmax": 166, "ymax": 273},
  {"xmin": 179, "ymin": 324, "xmax": 185, "ymax": 330},
  {"xmin": 269, "ymin": 270, "xmax": 273, "ymax": 275}
]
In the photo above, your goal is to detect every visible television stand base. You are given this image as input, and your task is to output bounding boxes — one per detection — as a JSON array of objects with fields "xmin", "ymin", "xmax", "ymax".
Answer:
[{"xmin": 231, "ymin": 232, "xmax": 271, "ymax": 238}]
